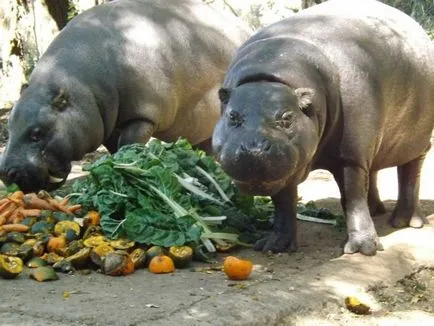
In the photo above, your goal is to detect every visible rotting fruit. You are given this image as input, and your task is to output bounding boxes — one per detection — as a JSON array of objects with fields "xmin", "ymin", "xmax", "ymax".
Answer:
[
  {"xmin": 223, "ymin": 256, "xmax": 253, "ymax": 281},
  {"xmin": 168, "ymin": 245, "xmax": 193, "ymax": 268},
  {"xmin": 148, "ymin": 255, "xmax": 175, "ymax": 274},
  {"xmin": 0, "ymin": 255, "xmax": 23, "ymax": 279}
]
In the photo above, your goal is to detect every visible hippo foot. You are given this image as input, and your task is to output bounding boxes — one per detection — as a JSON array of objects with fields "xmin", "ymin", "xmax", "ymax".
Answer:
[
  {"xmin": 389, "ymin": 213, "xmax": 427, "ymax": 229},
  {"xmin": 253, "ymin": 232, "xmax": 297, "ymax": 253},
  {"xmin": 343, "ymin": 232, "xmax": 383, "ymax": 256}
]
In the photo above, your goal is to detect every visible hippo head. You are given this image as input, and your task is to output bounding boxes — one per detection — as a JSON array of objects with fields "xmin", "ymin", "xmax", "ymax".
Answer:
[
  {"xmin": 212, "ymin": 81, "xmax": 320, "ymax": 196},
  {"xmin": 0, "ymin": 86, "xmax": 103, "ymax": 192}
]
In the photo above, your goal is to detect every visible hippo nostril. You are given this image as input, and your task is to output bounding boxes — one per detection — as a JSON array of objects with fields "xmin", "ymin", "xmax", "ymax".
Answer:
[
  {"xmin": 239, "ymin": 139, "xmax": 271, "ymax": 155},
  {"xmin": 262, "ymin": 140, "xmax": 272, "ymax": 152},
  {"xmin": 7, "ymin": 168, "xmax": 19, "ymax": 182}
]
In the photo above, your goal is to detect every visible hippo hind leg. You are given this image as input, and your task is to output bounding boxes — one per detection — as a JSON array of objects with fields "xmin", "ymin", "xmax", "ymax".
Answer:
[
  {"xmin": 368, "ymin": 171, "xmax": 386, "ymax": 216},
  {"xmin": 332, "ymin": 166, "xmax": 383, "ymax": 255},
  {"xmin": 389, "ymin": 154, "xmax": 428, "ymax": 228}
]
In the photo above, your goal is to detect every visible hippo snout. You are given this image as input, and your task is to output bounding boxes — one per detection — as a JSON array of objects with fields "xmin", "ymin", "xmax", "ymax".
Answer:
[
  {"xmin": 0, "ymin": 163, "xmax": 40, "ymax": 192},
  {"xmin": 219, "ymin": 135, "xmax": 291, "ymax": 184}
]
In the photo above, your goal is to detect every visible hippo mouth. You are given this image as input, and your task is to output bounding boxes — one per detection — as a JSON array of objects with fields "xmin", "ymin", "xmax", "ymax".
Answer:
[
  {"xmin": 232, "ymin": 178, "xmax": 288, "ymax": 196},
  {"xmin": 48, "ymin": 174, "xmax": 67, "ymax": 185}
]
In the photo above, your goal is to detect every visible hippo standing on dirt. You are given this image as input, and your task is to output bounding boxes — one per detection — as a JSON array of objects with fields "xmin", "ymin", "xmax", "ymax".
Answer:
[
  {"xmin": 0, "ymin": 0, "xmax": 250, "ymax": 192},
  {"xmin": 212, "ymin": 0, "xmax": 434, "ymax": 256}
]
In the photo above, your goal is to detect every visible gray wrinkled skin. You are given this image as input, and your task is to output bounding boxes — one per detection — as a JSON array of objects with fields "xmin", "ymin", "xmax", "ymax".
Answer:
[
  {"xmin": 213, "ymin": 0, "xmax": 434, "ymax": 256},
  {"xmin": 0, "ymin": 0, "xmax": 250, "ymax": 192}
]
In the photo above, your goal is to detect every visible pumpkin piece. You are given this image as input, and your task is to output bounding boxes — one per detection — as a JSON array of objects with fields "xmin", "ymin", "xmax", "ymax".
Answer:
[
  {"xmin": 46, "ymin": 236, "xmax": 67, "ymax": 254},
  {"xmin": 82, "ymin": 225, "xmax": 103, "ymax": 240},
  {"xmin": 65, "ymin": 247, "xmax": 91, "ymax": 268},
  {"xmin": 0, "ymin": 234, "xmax": 7, "ymax": 244},
  {"xmin": 148, "ymin": 255, "xmax": 175, "ymax": 274},
  {"xmin": 17, "ymin": 243, "xmax": 34, "ymax": 262},
  {"xmin": 168, "ymin": 246, "xmax": 193, "ymax": 268},
  {"xmin": 65, "ymin": 229, "xmax": 79, "ymax": 242},
  {"xmin": 23, "ymin": 238, "xmax": 36, "ymax": 246},
  {"xmin": 6, "ymin": 232, "xmax": 26, "ymax": 244},
  {"xmin": 0, "ymin": 255, "xmax": 23, "ymax": 279},
  {"xmin": 64, "ymin": 240, "xmax": 84, "ymax": 257},
  {"xmin": 83, "ymin": 211, "xmax": 101, "ymax": 227},
  {"xmin": 53, "ymin": 260, "xmax": 75, "ymax": 274},
  {"xmin": 103, "ymin": 251, "xmax": 135, "ymax": 276},
  {"xmin": 90, "ymin": 243, "xmax": 114, "ymax": 268},
  {"xmin": 54, "ymin": 221, "xmax": 81, "ymax": 238},
  {"xmin": 129, "ymin": 248, "xmax": 147, "ymax": 269},
  {"xmin": 145, "ymin": 246, "xmax": 165, "ymax": 266},
  {"xmin": 109, "ymin": 239, "xmax": 135, "ymax": 251},
  {"xmin": 0, "ymin": 242, "xmax": 20, "ymax": 256},
  {"xmin": 41, "ymin": 252, "xmax": 64, "ymax": 265},
  {"xmin": 30, "ymin": 221, "xmax": 54, "ymax": 234},
  {"xmin": 345, "ymin": 297, "xmax": 371, "ymax": 315},
  {"xmin": 20, "ymin": 217, "xmax": 38, "ymax": 228},
  {"xmin": 83, "ymin": 235, "xmax": 108, "ymax": 248},
  {"xmin": 215, "ymin": 242, "xmax": 237, "ymax": 253},
  {"xmin": 32, "ymin": 240, "xmax": 45, "ymax": 257},
  {"xmin": 27, "ymin": 257, "xmax": 48, "ymax": 268},
  {"xmin": 30, "ymin": 266, "xmax": 59, "ymax": 282},
  {"xmin": 223, "ymin": 256, "xmax": 253, "ymax": 281}
]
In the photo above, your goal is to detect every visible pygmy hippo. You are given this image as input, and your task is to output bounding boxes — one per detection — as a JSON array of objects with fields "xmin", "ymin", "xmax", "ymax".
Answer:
[
  {"xmin": 212, "ymin": 0, "xmax": 434, "ymax": 256},
  {"xmin": 0, "ymin": 0, "xmax": 250, "ymax": 192}
]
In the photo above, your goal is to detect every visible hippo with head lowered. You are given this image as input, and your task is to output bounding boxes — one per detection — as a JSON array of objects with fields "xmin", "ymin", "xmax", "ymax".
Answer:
[
  {"xmin": 0, "ymin": 0, "xmax": 250, "ymax": 192},
  {"xmin": 212, "ymin": 0, "xmax": 434, "ymax": 256}
]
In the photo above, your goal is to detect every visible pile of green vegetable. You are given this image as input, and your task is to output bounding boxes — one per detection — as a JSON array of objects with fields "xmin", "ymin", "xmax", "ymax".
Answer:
[
  {"xmin": 70, "ymin": 138, "xmax": 342, "ymax": 253},
  {"xmin": 70, "ymin": 139, "xmax": 276, "ymax": 252}
]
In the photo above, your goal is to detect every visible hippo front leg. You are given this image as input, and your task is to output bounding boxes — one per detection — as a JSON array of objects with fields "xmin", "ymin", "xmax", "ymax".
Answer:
[
  {"xmin": 334, "ymin": 166, "xmax": 383, "ymax": 256},
  {"xmin": 254, "ymin": 183, "xmax": 298, "ymax": 253},
  {"xmin": 118, "ymin": 119, "xmax": 156, "ymax": 149}
]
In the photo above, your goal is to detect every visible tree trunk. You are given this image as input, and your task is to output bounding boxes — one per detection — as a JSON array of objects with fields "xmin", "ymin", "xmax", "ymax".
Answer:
[
  {"xmin": 301, "ymin": 0, "xmax": 324, "ymax": 9},
  {"xmin": 44, "ymin": 0, "xmax": 69, "ymax": 30}
]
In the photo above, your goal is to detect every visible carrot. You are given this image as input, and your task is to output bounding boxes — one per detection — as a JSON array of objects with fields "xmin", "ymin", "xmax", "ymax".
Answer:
[
  {"xmin": 0, "ymin": 202, "xmax": 18, "ymax": 225},
  {"xmin": 0, "ymin": 223, "xmax": 29, "ymax": 233},
  {"xmin": 0, "ymin": 200, "xmax": 11, "ymax": 213},
  {"xmin": 20, "ymin": 208, "xmax": 42, "ymax": 217},
  {"xmin": 9, "ymin": 207, "xmax": 42, "ymax": 224},
  {"xmin": 0, "ymin": 198, "xmax": 9, "ymax": 205},
  {"xmin": 59, "ymin": 197, "xmax": 69, "ymax": 206},
  {"xmin": 67, "ymin": 204, "xmax": 82, "ymax": 214},
  {"xmin": 7, "ymin": 207, "xmax": 22, "ymax": 224},
  {"xmin": 7, "ymin": 190, "xmax": 24, "ymax": 204},
  {"xmin": 48, "ymin": 199, "xmax": 72, "ymax": 214},
  {"xmin": 23, "ymin": 193, "xmax": 56, "ymax": 211}
]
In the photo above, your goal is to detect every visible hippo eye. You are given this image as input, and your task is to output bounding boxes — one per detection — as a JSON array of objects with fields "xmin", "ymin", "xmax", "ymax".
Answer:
[
  {"xmin": 29, "ymin": 128, "xmax": 43, "ymax": 142},
  {"xmin": 276, "ymin": 111, "xmax": 294, "ymax": 128},
  {"xmin": 228, "ymin": 110, "xmax": 243, "ymax": 127}
]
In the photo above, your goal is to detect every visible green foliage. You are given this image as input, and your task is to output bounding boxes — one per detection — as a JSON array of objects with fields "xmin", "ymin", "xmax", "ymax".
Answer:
[
  {"xmin": 67, "ymin": 1, "xmax": 79, "ymax": 23},
  {"xmin": 382, "ymin": 0, "xmax": 434, "ymax": 38}
]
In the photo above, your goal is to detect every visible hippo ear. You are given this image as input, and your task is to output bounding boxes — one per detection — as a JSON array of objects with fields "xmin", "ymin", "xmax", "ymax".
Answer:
[
  {"xmin": 20, "ymin": 83, "xmax": 29, "ymax": 94},
  {"xmin": 295, "ymin": 88, "xmax": 315, "ymax": 111},
  {"xmin": 51, "ymin": 88, "xmax": 69, "ymax": 111},
  {"xmin": 218, "ymin": 88, "xmax": 231, "ymax": 105}
]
